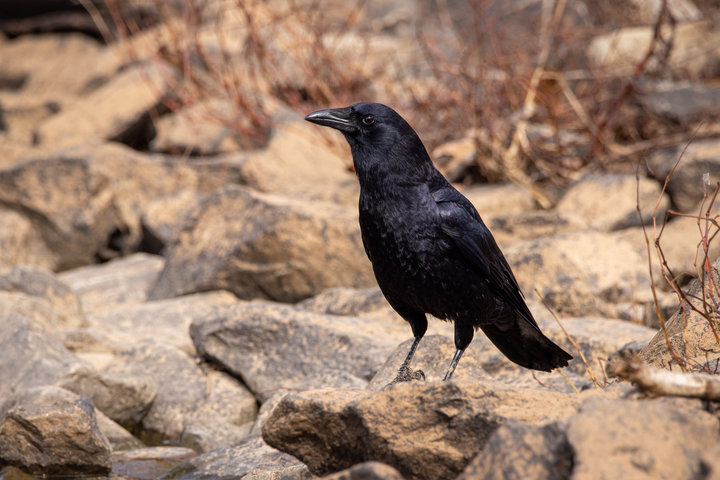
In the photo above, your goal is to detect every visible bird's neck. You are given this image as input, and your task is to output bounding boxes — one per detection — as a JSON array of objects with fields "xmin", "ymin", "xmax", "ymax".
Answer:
[{"xmin": 350, "ymin": 137, "xmax": 438, "ymax": 189}]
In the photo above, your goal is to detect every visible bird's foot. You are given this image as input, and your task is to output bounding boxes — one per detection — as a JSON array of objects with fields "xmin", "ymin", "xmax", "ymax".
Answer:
[{"xmin": 390, "ymin": 366, "xmax": 425, "ymax": 385}]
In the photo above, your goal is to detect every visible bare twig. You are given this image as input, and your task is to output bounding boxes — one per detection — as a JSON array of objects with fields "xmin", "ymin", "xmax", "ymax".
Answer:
[{"xmin": 608, "ymin": 353, "xmax": 720, "ymax": 400}]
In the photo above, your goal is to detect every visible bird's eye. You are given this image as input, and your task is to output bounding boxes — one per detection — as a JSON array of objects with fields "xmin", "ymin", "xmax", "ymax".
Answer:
[{"xmin": 362, "ymin": 115, "xmax": 375, "ymax": 126}]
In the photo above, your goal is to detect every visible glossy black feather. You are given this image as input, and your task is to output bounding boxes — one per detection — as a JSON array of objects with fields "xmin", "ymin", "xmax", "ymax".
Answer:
[{"xmin": 305, "ymin": 102, "xmax": 571, "ymax": 373}]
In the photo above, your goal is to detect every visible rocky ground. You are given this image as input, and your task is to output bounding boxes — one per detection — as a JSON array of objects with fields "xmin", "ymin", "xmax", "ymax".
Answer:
[{"xmin": 1, "ymin": 1, "xmax": 720, "ymax": 480}]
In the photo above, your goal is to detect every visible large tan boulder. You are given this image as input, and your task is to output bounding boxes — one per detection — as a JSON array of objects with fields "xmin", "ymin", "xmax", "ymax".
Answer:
[{"xmin": 262, "ymin": 381, "xmax": 579, "ymax": 480}]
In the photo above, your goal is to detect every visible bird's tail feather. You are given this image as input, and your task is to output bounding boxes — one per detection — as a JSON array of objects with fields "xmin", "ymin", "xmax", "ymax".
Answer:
[{"xmin": 479, "ymin": 315, "xmax": 572, "ymax": 371}]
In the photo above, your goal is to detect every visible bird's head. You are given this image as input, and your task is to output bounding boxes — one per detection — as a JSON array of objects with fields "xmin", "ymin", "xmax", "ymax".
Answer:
[
  {"xmin": 305, "ymin": 102, "xmax": 432, "ymax": 180},
  {"xmin": 305, "ymin": 102, "xmax": 418, "ymax": 151}
]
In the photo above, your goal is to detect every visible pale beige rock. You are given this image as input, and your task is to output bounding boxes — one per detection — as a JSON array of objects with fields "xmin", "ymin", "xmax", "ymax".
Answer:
[
  {"xmin": 110, "ymin": 447, "xmax": 197, "ymax": 478},
  {"xmin": 587, "ymin": 21, "xmax": 720, "ymax": 78},
  {"xmin": 87, "ymin": 290, "xmax": 237, "ymax": 354},
  {"xmin": 0, "ymin": 265, "xmax": 86, "ymax": 329},
  {"xmin": 34, "ymin": 62, "xmax": 169, "ymax": 149},
  {"xmin": 59, "ymin": 253, "xmax": 165, "ymax": 316},
  {"xmin": 322, "ymin": 462, "xmax": 406, "ymax": 480},
  {"xmin": 461, "ymin": 183, "xmax": 536, "ymax": 216},
  {"xmin": 505, "ymin": 231, "xmax": 651, "ymax": 317},
  {"xmin": 556, "ymin": 174, "xmax": 668, "ymax": 231},
  {"xmin": 567, "ymin": 397, "xmax": 720, "ymax": 480},
  {"xmin": 240, "ymin": 120, "xmax": 358, "ymax": 204}
]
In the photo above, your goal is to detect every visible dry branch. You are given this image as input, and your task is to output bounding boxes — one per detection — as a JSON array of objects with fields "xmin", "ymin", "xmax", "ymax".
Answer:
[{"xmin": 608, "ymin": 353, "xmax": 720, "ymax": 400}]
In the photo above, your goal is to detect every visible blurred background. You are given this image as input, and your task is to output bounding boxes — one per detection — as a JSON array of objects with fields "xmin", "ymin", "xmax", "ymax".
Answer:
[{"xmin": 3, "ymin": 0, "xmax": 720, "ymax": 194}]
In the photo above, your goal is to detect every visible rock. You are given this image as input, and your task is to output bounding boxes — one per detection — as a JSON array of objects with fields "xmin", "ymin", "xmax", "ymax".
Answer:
[
  {"xmin": 0, "ymin": 265, "xmax": 86, "ymax": 329},
  {"xmin": 504, "ymin": 231, "xmax": 650, "ymax": 318},
  {"xmin": 461, "ymin": 183, "xmax": 536, "ymax": 216},
  {"xmin": 0, "ymin": 154, "xmax": 124, "ymax": 270},
  {"xmin": 368, "ymin": 334, "xmax": 581, "ymax": 392},
  {"xmin": 0, "ymin": 386, "xmax": 111, "ymax": 475},
  {"xmin": 299, "ymin": 287, "xmax": 392, "ymax": 320},
  {"xmin": 150, "ymin": 96, "xmax": 269, "ymax": 155},
  {"xmin": 87, "ymin": 290, "xmax": 237, "ymax": 354},
  {"xmin": 34, "ymin": 62, "xmax": 170, "ymax": 149},
  {"xmin": 587, "ymin": 21, "xmax": 720, "ymax": 78},
  {"xmin": 0, "ymin": 33, "xmax": 121, "ymax": 100},
  {"xmin": 111, "ymin": 447, "xmax": 197, "ymax": 480},
  {"xmin": 432, "ymin": 135, "xmax": 477, "ymax": 182},
  {"xmin": 151, "ymin": 185, "xmax": 374, "ymax": 303},
  {"xmin": 59, "ymin": 367, "xmax": 157, "ymax": 432},
  {"xmin": 457, "ymin": 420, "xmax": 571, "ymax": 480},
  {"xmin": 556, "ymin": 174, "xmax": 668, "ymax": 231},
  {"xmin": 322, "ymin": 462, "xmax": 406, "ymax": 480},
  {"xmin": 566, "ymin": 397, "xmax": 719, "ymax": 480},
  {"xmin": 539, "ymin": 315, "xmax": 658, "ymax": 379},
  {"xmin": 647, "ymin": 138, "xmax": 720, "ymax": 212},
  {"xmin": 103, "ymin": 341, "xmax": 257, "ymax": 448},
  {"xmin": 237, "ymin": 120, "xmax": 358, "ymax": 204},
  {"xmin": 702, "ymin": 444, "xmax": 720, "ymax": 480},
  {"xmin": 0, "ymin": 313, "xmax": 95, "ymax": 400},
  {"xmin": 262, "ymin": 382, "xmax": 579, "ymax": 479},
  {"xmin": 191, "ymin": 300, "xmax": 405, "ymax": 401},
  {"xmin": 638, "ymin": 81, "xmax": 720, "ymax": 125},
  {"xmin": 58, "ymin": 253, "xmax": 165, "ymax": 315},
  {"xmin": 142, "ymin": 190, "xmax": 204, "ymax": 248},
  {"xmin": 587, "ymin": 0, "xmax": 701, "ymax": 26},
  {"xmin": 163, "ymin": 435, "xmax": 313, "ymax": 480},
  {"xmin": 0, "ymin": 208, "xmax": 57, "ymax": 270},
  {"xmin": 0, "ymin": 141, "xmax": 244, "ymax": 270},
  {"xmin": 95, "ymin": 410, "xmax": 145, "ymax": 451},
  {"xmin": 640, "ymin": 256, "xmax": 720, "ymax": 369},
  {"xmin": 487, "ymin": 210, "xmax": 587, "ymax": 245}
]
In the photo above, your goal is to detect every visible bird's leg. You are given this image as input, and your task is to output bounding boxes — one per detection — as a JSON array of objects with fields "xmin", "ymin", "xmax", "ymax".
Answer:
[
  {"xmin": 392, "ymin": 335, "xmax": 425, "ymax": 383},
  {"xmin": 444, "ymin": 323, "xmax": 474, "ymax": 381},
  {"xmin": 442, "ymin": 348, "xmax": 465, "ymax": 381}
]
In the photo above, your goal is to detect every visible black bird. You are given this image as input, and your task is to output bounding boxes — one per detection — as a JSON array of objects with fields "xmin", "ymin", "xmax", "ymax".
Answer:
[{"xmin": 305, "ymin": 102, "xmax": 572, "ymax": 381}]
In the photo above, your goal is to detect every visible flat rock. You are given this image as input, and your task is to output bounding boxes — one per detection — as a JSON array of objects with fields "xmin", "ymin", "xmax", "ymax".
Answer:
[
  {"xmin": 87, "ymin": 290, "xmax": 237, "ymax": 354},
  {"xmin": 59, "ymin": 253, "xmax": 165, "ymax": 315},
  {"xmin": 556, "ymin": 174, "xmax": 668, "ymax": 231},
  {"xmin": 567, "ymin": 396, "xmax": 720, "ymax": 480},
  {"xmin": 262, "ymin": 381, "xmax": 579, "ymax": 480},
  {"xmin": 151, "ymin": 185, "xmax": 374, "ymax": 302},
  {"xmin": 0, "ymin": 386, "xmax": 111, "ymax": 475},
  {"xmin": 191, "ymin": 300, "xmax": 406, "ymax": 402},
  {"xmin": 0, "ymin": 265, "xmax": 86, "ymax": 329}
]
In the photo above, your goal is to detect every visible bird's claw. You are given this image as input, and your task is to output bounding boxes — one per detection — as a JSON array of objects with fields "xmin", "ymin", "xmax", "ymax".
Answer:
[{"xmin": 390, "ymin": 366, "xmax": 425, "ymax": 385}]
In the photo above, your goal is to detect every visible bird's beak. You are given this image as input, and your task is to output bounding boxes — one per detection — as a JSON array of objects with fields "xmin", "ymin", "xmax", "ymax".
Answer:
[{"xmin": 304, "ymin": 107, "xmax": 357, "ymax": 133}]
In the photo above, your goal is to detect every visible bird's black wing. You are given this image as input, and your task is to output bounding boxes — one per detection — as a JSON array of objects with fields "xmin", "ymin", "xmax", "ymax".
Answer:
[{"xmin": 433, "ymin": 188, "xmax": 541, "ymax": 331}]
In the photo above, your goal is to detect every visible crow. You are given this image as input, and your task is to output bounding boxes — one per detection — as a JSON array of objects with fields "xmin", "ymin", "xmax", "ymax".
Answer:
[{"xmin": 305, "ymin": 102, "xmax": 572, "ymax": 381}]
